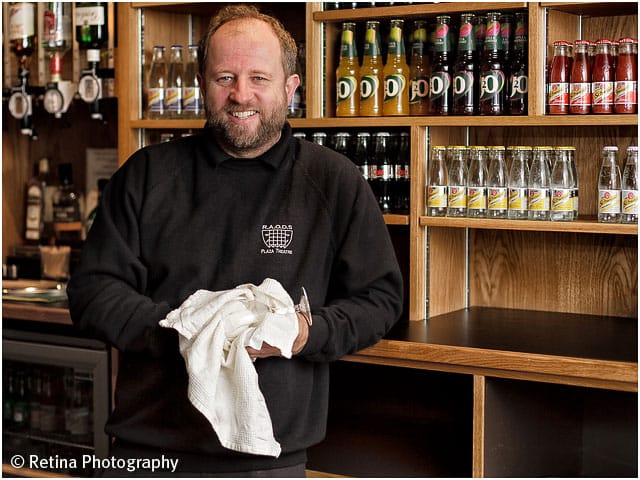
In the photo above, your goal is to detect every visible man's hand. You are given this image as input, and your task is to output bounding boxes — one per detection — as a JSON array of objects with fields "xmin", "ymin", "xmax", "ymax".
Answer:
[{"xmin": 246, "ymin": 312, "xmax": 310, "ymax": 359}]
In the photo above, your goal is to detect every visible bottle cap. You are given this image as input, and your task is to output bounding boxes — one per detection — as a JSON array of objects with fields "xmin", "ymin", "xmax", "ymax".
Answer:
[{"xmin": 603, "ymin": 146, "xmax": 619, "ymax": 151}]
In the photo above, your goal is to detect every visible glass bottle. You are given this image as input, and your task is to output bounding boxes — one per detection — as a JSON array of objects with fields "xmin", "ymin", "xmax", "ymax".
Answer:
[
  {"xmin": 500, "ymin": 13, "xmax": 514, "ymax": 82},
  {"xmin": 409, "ymin": 20, "xmax": 430, "ymax": 115},
  {"xmin": 452, "ymin": 13, "xmax": 478, "ymax": 115},
  {"xmin": 508, "ymin": 11, "xmax": 528, "ymax": 115},
  {"xmin": 548, "ymin": 41, "xmax": 572, "ymax": 114},
  {"xmin": 8, "ymin": 2, "xmax": 37, "ymax": 70},
  {"xmin": 359, "ymin": 21, "xmax": 383, "ymax": 117},
  {"xmin": 565, "ymin": 146, "xmax": 579, "ymax": 219},
  {"xmin": 429, "ymin": 15, "xmax": 454, "ymax": 115},
  {"xmin": 621, "ymin": 146, "xmax": 638, "ymax": 224},
  {"xmin": 570, "ymin": 40, "xmax": 591, "ymax": 114},
  {"xmin": 394, "ymin": 132, "xmax": 410, "ymax": 214},
  {"xmin": 467, "ymin": 146, "xmax": 488, "ymax": 217},
  {"xmin": 75, "ymin": 2, "xmax": 108, "ymax": 51},
  {"xmin": 25, "ymin": 158, "xmax": 52, "ymax": 244},
  {"xmin": 427, "ymin": 146, "xmax": 448, "ymax": 216},
  {"xmin": 508, "ymin": 146, "xmax": 530, "ymax": 219},
  {"xmin": 447, "ymin": 146, "xmax": 468, "ymax": 217},
  {"xmin": 614, "ymin": 38, "xmax": 637, "ymax": 114},
  {"xmin": 52, "ymin": 163, "xmax": 83, "ymax": 246},
  {"xmin": 332, "ymin": 132, "xmax": 351, "ymax": 158},
  {"xmin": 166, "ymin": 45, "xmax": 184, "ymax": 118},
  {"xmin": 147, "ymin": 45, "xmax": 167, "ymax": 119},
  {"xmin": 479, "ymin": 12, "xmax": 506, "ymax": 115},
  {"xmin": 42, "ymin": 2, "xmax": 72, "ymax": 82},
  {"xmin": 487, "ymin": 146, "xmax": 508, "ymax": 218},
  {"xmin": 592, "ymin": 39, "xmax": 614, "ymax": 114},
  {"xmin": 550, "ymin": 148, "xmax": 576, "ymax": 221},
  {"xmin": 474, "ymin": 14, "xmax": 487, "ymax": 54},
  {"xmin": 183, "ymin": 44, "xmax": 202, "ymax": 119},
  {"xmin": 528, "ymin": 147, "xmax": 551, "ymax": 220},
  {"xmin": 375, "ymin": 133, "xmax": 394, "ymax": 213},
  {"xmin": 354, "ymin": 132, "xmax": 374, "ymax": 193},
  {"xmin": 312, "ymin": 132, "xmax": 327, "ymax": 146},
  {"xmin": 597, "ymin": 146, "xmax": 621, "ymax": 223},
  {"xmin": 383, "ymin": 19, "xmax": 410, "ymax": 116},
  {"xmin": 336, "ymin": 22, "xmax": 359, "ymax": 117}
]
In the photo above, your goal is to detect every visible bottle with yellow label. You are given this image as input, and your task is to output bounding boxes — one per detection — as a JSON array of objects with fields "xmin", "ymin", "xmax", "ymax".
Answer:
[
  {"xmin": 427, "ymin": 146, "xmax": 448, "ymax": 216},
  {"xmin": 359, "ymin": 20, "xmax": 383, "ymax": 117},
  {"xmin": 336, "ymin": 22, "xmax": 359, "ymax": 117},
  {"xmin": 383, "ymin": 19, "xmax": 410, "ymax": 116}
]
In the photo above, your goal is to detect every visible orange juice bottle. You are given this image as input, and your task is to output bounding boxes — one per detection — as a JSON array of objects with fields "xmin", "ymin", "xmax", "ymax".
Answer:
[
  {"xmin": 383, "ymin": 19, "xmax": 410, "ymax": 116},
  {"xmin": 336, "ymin": 22, "xmax": 359, "ymax": 117},
  {"xmin": 359, "ymin": 20, "xmax": 383, "ymax": 117}
]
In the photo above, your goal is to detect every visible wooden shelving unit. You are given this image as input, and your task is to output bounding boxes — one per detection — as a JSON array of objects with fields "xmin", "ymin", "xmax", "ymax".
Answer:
[{"xmin": 111, "ymin": 1, "xmax": 640, "ymax": 477}]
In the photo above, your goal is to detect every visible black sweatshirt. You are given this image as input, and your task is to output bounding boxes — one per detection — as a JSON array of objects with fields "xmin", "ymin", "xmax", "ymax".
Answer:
[{"xmin": 67, "ymin": 123, "xmax": 403, "ymax": 473}]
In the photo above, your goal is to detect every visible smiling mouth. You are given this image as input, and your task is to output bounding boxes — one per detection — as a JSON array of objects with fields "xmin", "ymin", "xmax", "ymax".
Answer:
[{"xmin": 230, "ymin": 110, "xmax": 258, "ymax": 119}]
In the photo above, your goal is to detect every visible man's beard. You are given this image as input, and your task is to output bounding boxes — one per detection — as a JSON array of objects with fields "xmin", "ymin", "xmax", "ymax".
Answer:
[{"xmin": 207, "ymin": 95, "xmax": 288, "ymax": 156}]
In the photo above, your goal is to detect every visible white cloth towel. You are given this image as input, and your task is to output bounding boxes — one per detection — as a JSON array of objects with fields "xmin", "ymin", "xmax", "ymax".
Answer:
[{"xmin": 158, "ymin": 278, "xmax": 299, "ymax": 457}]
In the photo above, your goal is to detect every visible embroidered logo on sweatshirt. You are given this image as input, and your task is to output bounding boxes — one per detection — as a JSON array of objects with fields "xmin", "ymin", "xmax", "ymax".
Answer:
[{"xmin": 261, "ymin": 224, "xmax": 293, "ymax": 255}]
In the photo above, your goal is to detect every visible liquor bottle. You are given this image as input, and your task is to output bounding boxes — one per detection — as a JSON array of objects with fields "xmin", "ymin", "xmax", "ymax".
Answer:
[
  {"xmin": 166, "ymin": 45, "xmax": 184, "ymax": 118},
  {"xmin": 359, "ymin": 21, "xmax": 383, "ymax": 117},
  {"xmin": 447, "ymin": 146, "xmax": 468, "ymax": 217},
  {"xmin": 528, "ymin": 146, "xmax": 551, "ymax": 220},
  {"xmin": 487, "ymin": 146, "xmax": 508, "ymax": 218},
  {"xmin": 428, "ymin": 15, "xmax": 453, "ymax": 115},
  {"xmin": 427, "ymin": 146, "xmax": 448, "ymax": 216},
  {"xmin": 336, "ymin": 22, "xmax": 359, "ymax": 117},
  {"xmin": 147, "ymin": 45, "xmax": 167, "ymax": 119},
  {"xmin": 383, "ymin": 19, "xmax": 410, "ymax": 116},
  {"xmin": 479, "ymin": 12, "xmax": 506, "ymax": 115},
  {"xmin": 75, "ymin": 2, "xmax": 108, "ymax": 51},
  {"xmin": 409, "ymin": 20, "xmax": 429, "ymax": 115},
  {"xmin": 24, "ymin": 159, "xmax": 52, "ymax": 244},
  {"xmin": 570, "ymin": 40, "xmax": 591, "ymax": 114},
  {"xmin": 592, "ymin": 39, "xmax": 614, "ymax": 114},
  {"xmin": 550, "ymin": 148, "xmax": 576, "ymax": 221},
  {"xmin": 621, "ymin": 146, "xmax": 639, "ymax": 224},
  {"xmin": 614, "ymin": 38, "xmax": 637, "ymax": 114},
  {"xmin": 42, "ymin": 2, "xmax": 72, "ymax": 81},
  {"xmin": 52, "ymin": 163, "xmax": 83, "ymax": 246},
  {"xmin": 8, "ymin": 2, "xmax": 37, "ymax": 70},
  {"xmin": 375, "ymin": 133, "xmax": 393, "ymax": 212},
  {"xmin": 508, "ymin": 12, "xmax": 528, "ymax": 115},
  {"xmin": 394, "ymin": 132, "xmax": 410, "ymax": 214},
  {"xmin": 597, "ymin": 146, "xmax": 621, "ymax": 223},
  {"xmin": 508, "ymin": 146, "xmax": 529, "ymax": 219},
  {"xmin": 183, "ymin": 45, "xmax": 202, "ymax": 119},
  {"xmin": 354, "ymin": 132, "xmax": 374, "ymax": 192},
  {"xmin": 452, "ymin": 13, "xmax": 478, "ymax": 115},
  {"xmin": 548, "ymin": 41, "xmax": 572, "ymax": 114},
  {"xmin": 467, "ymin": 146, "xmax": 488, "ymax": 217}
]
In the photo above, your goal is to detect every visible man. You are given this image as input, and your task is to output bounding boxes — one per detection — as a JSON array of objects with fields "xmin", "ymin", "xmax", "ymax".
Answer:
[{"xmin": 68, "ymin": 4, "xmax": 402, "ymax": 477}]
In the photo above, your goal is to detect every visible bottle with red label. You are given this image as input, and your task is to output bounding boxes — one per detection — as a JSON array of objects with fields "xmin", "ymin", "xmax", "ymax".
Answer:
[
  {"xmin": 592, "ymin": 39, "xmax": 614, "ymax": 114},
  {"xmin": 452, "ymin": 13, "xmax": 477, "ymax": 115},
  {"xmin": 428, "ymin": 15, "xmax": 454, "ymax": 115},
  {"xmin": 548, "ymin": 41, "xmax": 572, "ymax": 114},
  {"xmin": 570, "ymin": 39, "xmax": 591, "ymax": 114},
  {"xmin": 614, "ymin": 37, "xmax": 637, "ymax": 114},
  {"xmin": 479, "ymin": 12, "xmax": 506, "ymax": 115}
]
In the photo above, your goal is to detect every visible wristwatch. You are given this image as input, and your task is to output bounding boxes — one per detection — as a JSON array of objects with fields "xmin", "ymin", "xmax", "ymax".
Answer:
[{"xmin": 295, "ymin": 287, "xmax": 312, "ymax": 326}]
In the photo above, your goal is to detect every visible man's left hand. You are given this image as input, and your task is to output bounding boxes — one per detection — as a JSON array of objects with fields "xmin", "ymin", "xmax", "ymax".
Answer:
[{"xmin": 246, "ymin": 312, "xmax": 309, "ymax": 359}]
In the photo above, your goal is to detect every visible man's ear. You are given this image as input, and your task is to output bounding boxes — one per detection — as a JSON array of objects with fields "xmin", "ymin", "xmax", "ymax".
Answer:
[{"xmin": 285, "ymin": 74, "xmax": 301, "ymax": 105}]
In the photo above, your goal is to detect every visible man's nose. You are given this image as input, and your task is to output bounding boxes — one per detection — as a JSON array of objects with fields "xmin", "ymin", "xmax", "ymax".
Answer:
[{"xmin": 229, "ymin": 77, "xmax": 253, "ymax": 104}]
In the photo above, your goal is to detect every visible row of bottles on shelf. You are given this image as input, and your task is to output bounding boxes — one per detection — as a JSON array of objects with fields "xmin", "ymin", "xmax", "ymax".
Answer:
[
  {"xmin": 547, "ymin": 37, "xmax": 637, "ymax": 115},
  {"xmin": 336, "ymin": 10, "xmax": 529, "ymax": 117},
  {"xmin": 3, "ymin": 361, "xmax": 93, "ymax": 441},
  {"xmin": 426, "ymin": 144, "xmax": 638, "ymax": 224},
  {"xmin": 24, "ymin": 158, "xmax": 107, "ymax": 247},
  {"xmin": 5, "ymin": 2, "xmax": 111, "ymax": 136},
  {"xmin": 293, "ymin": 130, "xmax": 410, "ymax": 214},
  {"xmin": 145, "ymin": 42, "xmax": 307, "ymax": 120}
]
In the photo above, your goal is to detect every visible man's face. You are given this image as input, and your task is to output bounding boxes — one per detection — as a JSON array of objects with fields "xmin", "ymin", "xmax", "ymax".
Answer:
[{"xmin": 199, "ymin": 18, "xmax": 299, "ymax": 158}]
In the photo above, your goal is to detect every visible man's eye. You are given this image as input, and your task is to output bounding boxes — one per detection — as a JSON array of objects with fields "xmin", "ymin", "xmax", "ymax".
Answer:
[{"xmin": 217, "ymin": 76, "xmax": 233, "ymax": 84}]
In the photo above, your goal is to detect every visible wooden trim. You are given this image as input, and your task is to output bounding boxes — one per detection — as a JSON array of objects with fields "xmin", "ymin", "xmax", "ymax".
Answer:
[
  {"xmin": 528, "ymin": 2, "xmax": 547, "ymax": 116},
  {"xmin": 472, "ymin": 375, "xmax": 486, "ymax": 478},
  {"xmin": 306, "ymin": 3, "xmax": 324, "ymax": 119},
  {"xmin": 2, "ymin": 303, "xmax": 72, "ymax": 325},
  {"xmin": 409, "ymin": 126, "xmax": 427, "ymax": 320}
]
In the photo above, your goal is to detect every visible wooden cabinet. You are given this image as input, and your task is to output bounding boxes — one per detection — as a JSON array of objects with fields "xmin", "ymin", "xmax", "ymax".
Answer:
[{"xmin": 116, "ymin": 2, "xmax": 637, "ymax": 477}]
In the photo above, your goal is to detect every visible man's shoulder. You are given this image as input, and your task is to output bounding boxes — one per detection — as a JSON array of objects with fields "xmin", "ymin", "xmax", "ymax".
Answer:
[{"xmin": 294, "ymin": 139, "xmax": 361, "ymax": 180}]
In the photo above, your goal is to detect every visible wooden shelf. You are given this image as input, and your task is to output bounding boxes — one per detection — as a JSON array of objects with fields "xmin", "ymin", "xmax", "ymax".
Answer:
[
  {"xmin": 540, "ymin": 1, "xmax": 638, "ymax": 16},
  {"xmin": 345, "ymin": 307, "xmax": 638, "ymax": 392},
  {"xmin": 384, "ymin": 214, "xmax": 409, "ymax": 226},
  {"xmin": 2, "ymin": 302, "xmax": 72, "ymax": 325},
  {"xmin": 420, "ymin": 215, "xmax": 639, "ymax": 235}
]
